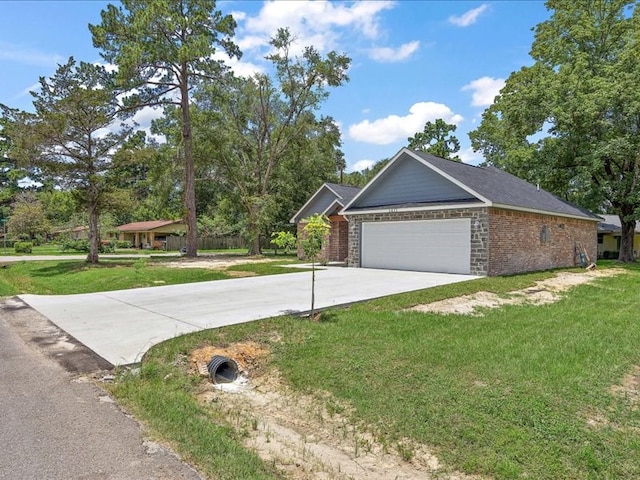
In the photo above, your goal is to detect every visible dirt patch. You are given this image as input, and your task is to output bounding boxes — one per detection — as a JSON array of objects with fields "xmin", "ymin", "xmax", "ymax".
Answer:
[
  {"xmin": 410, "ymin": 269, "xmax": 623, "ymax": 316},
  {"xmin": 611, "ymin": 365, "xmax": 640, "ymax": 409},
  {"xmin": 162, "ymin": 255, "xmax": 275, "ymax": 270},
  {"xmin": 189, "ymin": 343, "xmax": 479, "ymax": 480},
  {"xmin": 189, "ymin": 342, "xmax": 270, "ymax": 375}
]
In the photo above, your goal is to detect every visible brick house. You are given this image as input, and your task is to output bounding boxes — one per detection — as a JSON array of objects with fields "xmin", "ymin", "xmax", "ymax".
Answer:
[
  {"xmin": 115, "ymin": 220, "xmax": 187, "ymax": 250},
  {"xmin": 341, "ymin": 148, "xmax": 599, "ymax": 276},
  {"xmin": 290, "ymin": 182, "xmax": 361, "ymax": 263}
]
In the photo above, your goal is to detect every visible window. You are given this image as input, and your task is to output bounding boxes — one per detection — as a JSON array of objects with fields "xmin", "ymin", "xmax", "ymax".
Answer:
[{"xmin": 540, "ymin": 225, "xmax": 550, "ymax": 244}]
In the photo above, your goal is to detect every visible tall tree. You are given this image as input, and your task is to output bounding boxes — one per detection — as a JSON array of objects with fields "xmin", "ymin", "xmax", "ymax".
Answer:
[
  {"xmin": 108, "ymin": 131, "xmax": 183, "ymax": 223},
  {"xmin": 198, "ymin": 28, "xmax": 350, "ymax": 254},
  {"xmin": 470, "ymin": 0, "xmax": 640, "ymax": 262},
  {"xmin": 0, "ymin": 107, "xmax": 37, "ymax": 211},
  {"xmin": 408, "ymin": 118, "xmax": 461, "ymax": 161},
  {"xmin": 90, "ymin": 0, "xmax": 240, "ymax": 257},
  {"xmin": 4, "ymin": 58, "xmax": 130, "ymax": 263}
]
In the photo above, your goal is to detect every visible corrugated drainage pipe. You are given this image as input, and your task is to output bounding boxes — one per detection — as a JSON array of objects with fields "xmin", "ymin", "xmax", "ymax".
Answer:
[{"xmin": 207, "ymin": 355, "xmax": 238, "ymax": 384}]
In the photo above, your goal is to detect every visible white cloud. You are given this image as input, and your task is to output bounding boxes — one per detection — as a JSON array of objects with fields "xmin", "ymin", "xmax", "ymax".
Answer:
[
  {"xmin": 237, "ymin": 35, "xmax": 269, "ymax": 52},
  {"xmin": 348, "ymin": 102, "xmax": 464, "ymax": 145},
  {"xmin": 368, "ymin": 40, "xmax": 420, "ymax": 63},
  {"xmin": 237, "ymin": 1, "xmax": 395, "ymax": 55},
  {"xmin": 350, "ymin": 159, "xmax": 375, "ymax": 172},
  {"xmin": 462, "ymin": 76, "xmax": 505, "ymax": 107},
  {"xmin": 212, "ymin": 51, "xmax": 264, "ymax": 78},
  {"xmin": 12, "ymin": 82, "xmax": 40, "ymax": 101},
  {"xmin": 448, "ymin": 4, "xmax": 488, "ymax": 27},
  {"xmin": 458, "ymin": 147, "xmax": 484, "ymax": 165},
  {"xmin": 230, "ymin": 10, "xmax": 247, "ymax": 21},
  {"xmin": 0, "ymin": 41, "xmax": 64, "ymax": 67}
]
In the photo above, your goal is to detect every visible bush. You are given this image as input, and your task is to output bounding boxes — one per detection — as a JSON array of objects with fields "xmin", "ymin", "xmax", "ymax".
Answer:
[
  {"xmin": 14, "ymin": 242, "xmax": 33, "ymax": 254},
  {"xmin": 115, "ymin": 240, "xmax": 133, "ymax": 249},
  {"xmin": 99, "ymin": 242, "xmax": 116, "ymax": 254},
  {"xmin": 61, "ymin": 239, "xmax": 90, "ymax": 253},
  {"xmin": 271, "ymin": 231, "xmax": 297, "ymax": 254}
]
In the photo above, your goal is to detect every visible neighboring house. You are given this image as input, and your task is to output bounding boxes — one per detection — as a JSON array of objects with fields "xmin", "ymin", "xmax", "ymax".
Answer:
[
  {"xmin": 115, "ymin": 220, "xmax": 187, "ymax": 249},
  {"xmin": 341, "ymin": 148, "xmax": 600, "ymax": 276},
  {"xmin": 597, "ymin": 215, "xmax": 640, "ymax": 259},
  {"xmin": 290, "ymin": 182, "xmax": 361, "ymax": 263},
  {"xmin": 50, "ymin": 226, "xmax": 89, "ymax": 241}
]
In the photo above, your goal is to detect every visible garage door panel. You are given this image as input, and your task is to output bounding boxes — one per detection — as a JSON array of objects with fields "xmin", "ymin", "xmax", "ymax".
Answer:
[{"xmin": 361, "ymin": 219, "xmax": 470, "ymax": 274}]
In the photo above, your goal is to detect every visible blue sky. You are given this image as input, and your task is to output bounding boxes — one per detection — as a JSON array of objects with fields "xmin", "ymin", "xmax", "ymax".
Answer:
[{"xmin": 0, "ymin": 1, "xmax": 550, "ymax": 171}]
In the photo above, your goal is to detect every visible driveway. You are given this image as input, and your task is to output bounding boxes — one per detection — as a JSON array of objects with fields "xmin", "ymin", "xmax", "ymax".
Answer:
[{"xmin": 19, "ymin": 267, "xmax": 477, "ymax": 366}]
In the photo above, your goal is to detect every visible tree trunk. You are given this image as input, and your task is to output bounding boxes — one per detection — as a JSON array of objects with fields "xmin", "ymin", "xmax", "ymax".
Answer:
[
  {"xmin": 247, "ymin": 236, "xmax": 261, "ymax": 256},
  {"xmin": 310, "ymin": 261, "xmax": 315, "ymax": 319},
  {"xmin": 618, "ymin": 215, "xmax": 636, "ymax": 262},
  {"xmin": 246, "ymin": 205, "xmax": 262, "ymax": 256},
  {"xmin": 87, "ymin": 204, "xmax": 100, "ymax": 264},
  {"xmin": 181, "ymin": 66, "xmax": 198, "ymax": 258}
]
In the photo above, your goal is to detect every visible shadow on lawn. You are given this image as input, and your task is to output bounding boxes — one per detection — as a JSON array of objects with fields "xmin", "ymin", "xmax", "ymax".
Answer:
[{"xmin": 27, "ymin": 260, "xmax": 134, "ymax": 277}]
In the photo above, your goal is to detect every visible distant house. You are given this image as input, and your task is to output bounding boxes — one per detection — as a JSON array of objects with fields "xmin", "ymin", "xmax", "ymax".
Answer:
[
  {"xmin": 116, "ymin": 220, "xmax": 187, "ymax": 249},
  {"xmin": 597, "ymin": 215, "xmax": 640, "ymax": 259},
  {"xmin": 50, "ymin": 226, "xmax": 89, "ymax": 241},
  {"xmin": 290, "ymin": 182, "xmax": 361, "ymax": 263},
  {"xmin": 340, "ymin": 148, "xmax": 600, "ymax": 276}
]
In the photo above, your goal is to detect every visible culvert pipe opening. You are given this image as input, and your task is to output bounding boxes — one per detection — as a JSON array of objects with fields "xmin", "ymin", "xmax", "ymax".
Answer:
[{"xmin": 207, "ymin": 355, "xmax": 239, "ymax": 384}]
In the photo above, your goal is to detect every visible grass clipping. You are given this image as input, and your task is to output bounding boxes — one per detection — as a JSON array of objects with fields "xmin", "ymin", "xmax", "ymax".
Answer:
[{"xmin": 409, "ymin": 269, "xmax": 622, "ymax": 316}]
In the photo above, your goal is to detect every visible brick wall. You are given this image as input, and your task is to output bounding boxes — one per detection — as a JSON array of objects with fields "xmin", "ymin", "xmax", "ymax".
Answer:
[
  {"xmin": 297, "ymin": 216, "xmax": 349, "ymax": 263},
  {"xmin": 347, "ymin": 208, "xmax": 489, "ymax": 276},
  {"xmin": 487, "ymin": 208, "xmax": 597, "ymax": 276},
  {"xmin": 346, "ymin": 207, "xmax": 598, "ymax": 276},
  {"xmin": 327, "ymin": 216, "xmax": 349, "ymax": 262}
]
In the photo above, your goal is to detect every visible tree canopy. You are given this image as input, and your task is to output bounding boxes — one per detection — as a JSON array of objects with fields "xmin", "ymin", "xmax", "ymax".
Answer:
[
  {"xmin": 2, "ymin": 58, "xmax": 130, "ymax": 262},
  {"xmin": 408, "ymin": 118, "xmax": 461, "ymax": 161},
  {"xmin": 195, "ymin": 28, "xmax": 350, "ymax": 254},
  {"xmin": 470, "ymin": 0, "xmax": 640, "ymax": 262},
  {"xmin": 90, "ymin": 0, "xmax": 240, "ymax": 257}
]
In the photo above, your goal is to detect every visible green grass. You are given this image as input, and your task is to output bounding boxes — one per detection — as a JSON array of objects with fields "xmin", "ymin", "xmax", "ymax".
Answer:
[
  {"xmin": 0, "ymin": 258, "xmax": 301, "ymax": 296},
  {"xmin": 109, "ymin": 362, "xmax": 282, "ymax": 480},
  {"xmin": 112, "ymin": 263, "xmax": 640, "ymax": 479}
]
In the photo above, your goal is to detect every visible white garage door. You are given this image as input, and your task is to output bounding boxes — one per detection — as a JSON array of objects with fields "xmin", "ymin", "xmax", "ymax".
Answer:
[{"xmin": 361, "ymin": 218, "xmax": 471, "ymax": 274}]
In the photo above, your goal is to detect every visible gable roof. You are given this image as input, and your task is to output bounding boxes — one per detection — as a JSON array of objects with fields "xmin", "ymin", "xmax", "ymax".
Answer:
[
  {"xmin": 598, "ymin": 214, "xmax": 640, "ymax": 233},
  {"xmin": 290, "ymin": 182, "xmax": 361, "ymax": 224},
  {"xmin": 116, "ymin": 220, "xmax": 184, "ymax": 232},
  {"xmin": 342, "ymin": 148, "xmax": 600, "ymax": 221}
]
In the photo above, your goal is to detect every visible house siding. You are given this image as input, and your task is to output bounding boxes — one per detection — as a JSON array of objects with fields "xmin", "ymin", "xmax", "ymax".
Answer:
[
  {"xmin": 487, "ymin": 208, "xmax": 597, "ymax": 276},
  {"xmin": 355, "ymin": 156, "xmax": 475, "ymax": 208},
  {"xmin": 347, "ymin": 207, "xmax": 489, "ymax": 276},
  {"xmin": 294, "ymin": 188, "xmax": 341, "ymax": 224}
]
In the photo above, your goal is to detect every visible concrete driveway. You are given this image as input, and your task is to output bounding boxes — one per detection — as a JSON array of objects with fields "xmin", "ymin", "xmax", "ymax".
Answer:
[{"xmin": 19, "ymin": 267, "xmax": 477, "ymax": 366}]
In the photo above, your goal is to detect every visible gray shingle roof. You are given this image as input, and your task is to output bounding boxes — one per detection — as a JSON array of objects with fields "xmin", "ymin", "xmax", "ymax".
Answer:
[
  {"xmin": 410, "ymin": 149, "xmax": 600, "ymax": 220},
  {"xmin": 597, "ymin": 214, "xmax": 639, "ymax": 233},
  {"xmin": 325, "ymin": 182, "xmax": 361, "ymax": 203}
]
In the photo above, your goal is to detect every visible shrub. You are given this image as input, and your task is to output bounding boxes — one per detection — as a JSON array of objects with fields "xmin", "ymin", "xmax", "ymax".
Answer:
[
  {"xmin": 271, "ymin": 231, "xmax": 297, "ymax": 254},
  {"xmin": 61, "ymin": 239, "xmax": 90, "ymax": 253},
  {"xmin": 14, "ymin": 241, "xmax": 33, "ymax": 254},
  {"xmin": 99, "ymin": 242, "xmax": 115, "ymax": 254}
]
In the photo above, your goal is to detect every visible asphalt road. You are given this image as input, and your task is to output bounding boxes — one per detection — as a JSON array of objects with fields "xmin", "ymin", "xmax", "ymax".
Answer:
[{"xmin": 0, "ymin": 299, "xmax": 203, "ymax": 480}]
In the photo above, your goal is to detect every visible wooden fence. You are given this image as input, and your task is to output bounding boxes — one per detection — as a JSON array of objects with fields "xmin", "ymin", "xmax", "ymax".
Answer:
[{"xmin": 166, "ymin": 235, "xmax": 247, "ymax": 251}]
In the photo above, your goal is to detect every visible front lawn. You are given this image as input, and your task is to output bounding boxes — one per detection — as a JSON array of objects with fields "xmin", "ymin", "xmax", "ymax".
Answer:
[
  {"xmin": 0, "ymin": 258, "xmax": 300, "ymax": 296},
  {"xmin": 110, "ymin": 264, "xmax": 640, "ymax": 479}
]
